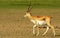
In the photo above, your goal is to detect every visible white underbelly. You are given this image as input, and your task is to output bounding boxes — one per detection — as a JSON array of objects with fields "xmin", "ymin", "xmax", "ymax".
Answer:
[
  {"xmin": 31, "ymin": 20, "xmax": 46, "ymax": 25},
  {"xmin": 37, "ymin": 20, "xmax": 46, "ymax": 25}
]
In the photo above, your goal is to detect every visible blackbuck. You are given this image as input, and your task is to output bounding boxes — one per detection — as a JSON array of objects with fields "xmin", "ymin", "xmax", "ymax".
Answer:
[{"xmin": 24, "ymin": 4, "xmax": 55, "ymax": 36}]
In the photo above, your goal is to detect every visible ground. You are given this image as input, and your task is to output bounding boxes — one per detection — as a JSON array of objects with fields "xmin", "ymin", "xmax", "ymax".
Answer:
[{"xmin": 0, "ymin": 8, "xmax": 60, "ymax": 38}]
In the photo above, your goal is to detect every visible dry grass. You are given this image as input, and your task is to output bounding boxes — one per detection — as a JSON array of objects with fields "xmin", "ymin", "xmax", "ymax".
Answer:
[{"xmin": 0, "ymin": 8, "xmax": 60, "ymax": 38}]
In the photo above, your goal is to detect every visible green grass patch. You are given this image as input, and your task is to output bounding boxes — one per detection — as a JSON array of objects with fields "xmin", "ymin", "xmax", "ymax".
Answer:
[{"xmin": 0, "ymin": 0, "xmax": 60, "ymax": 8}]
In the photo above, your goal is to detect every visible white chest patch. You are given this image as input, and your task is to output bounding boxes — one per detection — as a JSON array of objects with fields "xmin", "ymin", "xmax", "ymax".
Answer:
[{"xmin": 31, "ymin": 20, "xmax": 46, "ymax": 25}]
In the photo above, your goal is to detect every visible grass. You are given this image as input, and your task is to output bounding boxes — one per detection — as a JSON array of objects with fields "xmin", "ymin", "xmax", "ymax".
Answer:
[
  {"xmin": 0, "ymin": 0, "xmax": 60, "ymax": 38},
  {"xmin": 0, "ymin": 8, "xmax": 60, "ymax": 38},
  {"xmin": 0, "ymin": 0, "xmax": 60, "ymax": 8}
]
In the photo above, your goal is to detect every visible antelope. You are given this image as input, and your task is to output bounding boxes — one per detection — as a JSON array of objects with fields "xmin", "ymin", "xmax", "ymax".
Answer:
[{"xmin": 24, "ymin": 4, "xmax": 55, "ymax": 36}]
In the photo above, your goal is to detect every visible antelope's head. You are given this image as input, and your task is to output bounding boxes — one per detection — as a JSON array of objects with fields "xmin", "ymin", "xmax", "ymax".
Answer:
[{"xmin": 24, "ymin": 2, "xmax": 32, "ymax": 18}]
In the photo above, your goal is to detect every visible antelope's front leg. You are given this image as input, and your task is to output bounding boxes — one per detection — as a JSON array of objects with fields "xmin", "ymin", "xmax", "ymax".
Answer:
[
  {"xmin": 36, "ymin": 26, "xmax": 39, "ymax": 36},
  {"xmin": 33, "ymin": 25, "xmax": 37, "ymax": 35}
]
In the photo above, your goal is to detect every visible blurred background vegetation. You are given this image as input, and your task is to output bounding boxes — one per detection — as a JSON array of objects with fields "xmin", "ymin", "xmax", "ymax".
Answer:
[{"xmin": 0, "ymin": 0, "xmax": 60, "ymax": 8}]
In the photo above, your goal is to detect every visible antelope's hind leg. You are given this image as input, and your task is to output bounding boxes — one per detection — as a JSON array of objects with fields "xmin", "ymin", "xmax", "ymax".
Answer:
[
  {"xmin": 46, "ymin": 21, "xmax": 55, "ymax": 36},
  {"xmin": 47, "ymin": 23, "xmax": 55, "ymax": 36},
  {"xmin": 42, "ymin": 26, "xmax": 49, "ymax": 36},
  {"xmin": 46, "ymin": 18, "xmax": 55, "ymax": 36}
]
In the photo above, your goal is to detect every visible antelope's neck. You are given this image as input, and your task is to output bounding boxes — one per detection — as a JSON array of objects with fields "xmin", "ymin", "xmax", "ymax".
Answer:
[{"xmin": 27, "ymin": 15, "xmax": 33, "ymax": 20}]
